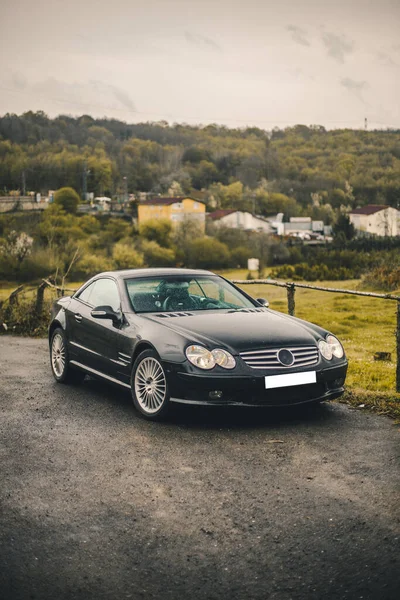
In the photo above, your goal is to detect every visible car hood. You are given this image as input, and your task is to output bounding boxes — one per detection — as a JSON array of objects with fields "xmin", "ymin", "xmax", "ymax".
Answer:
[{"xmin": 145, "ymin": 309, "xmax": 322, "ymax": 353}]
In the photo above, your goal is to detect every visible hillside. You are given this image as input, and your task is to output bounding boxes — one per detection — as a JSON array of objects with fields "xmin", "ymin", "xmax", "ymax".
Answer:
[{"xmin": 1, "ymin": 112, "xmax": 400, "ymax": 218}]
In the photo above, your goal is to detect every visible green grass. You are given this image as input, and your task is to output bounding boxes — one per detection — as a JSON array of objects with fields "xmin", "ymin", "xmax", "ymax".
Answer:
[
  {"xmin": 2, "ymin": 272, "xmax": 400, "ymax": 418},
  {"xmin": 228, "ymin": 277, "xmax": 400, "ymax": 419}
]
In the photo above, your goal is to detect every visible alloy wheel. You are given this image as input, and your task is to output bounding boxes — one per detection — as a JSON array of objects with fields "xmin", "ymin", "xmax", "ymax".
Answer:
[
  {"xmin": 134, "ymin": 357, "xmax": 167, "ymax": 414},
  {"xmin": 51, "ymin": 332, "xmax": 66, "ymax": 378}
]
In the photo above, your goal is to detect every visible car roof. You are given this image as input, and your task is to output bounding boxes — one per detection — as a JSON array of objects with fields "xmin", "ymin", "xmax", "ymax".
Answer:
[{"xmin": 97, "ymin": 268, "xmax": 216, "ymax": 280}]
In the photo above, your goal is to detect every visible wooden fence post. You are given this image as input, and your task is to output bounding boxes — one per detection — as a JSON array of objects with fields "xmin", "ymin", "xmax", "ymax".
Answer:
[
  {"xmin": 286, "ymin": 283, "xmax": 296, "ymax": 316},
  {"xmin": 35, "ymin": 281, "xmax": 48, "ymax": 315},
  {"xmin": 1, "ymin": 285, "xmax": 24, "ymax": 323},
  {"xmin": 396, "ymin": 301, "xmax": 400, "ymax": 393}
]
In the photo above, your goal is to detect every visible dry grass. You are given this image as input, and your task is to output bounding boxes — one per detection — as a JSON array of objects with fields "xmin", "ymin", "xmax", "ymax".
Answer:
[
  {"xmin": 2, "ymin": 273, "xmax": 400, "ymax": 418},
  {"xmin": 224, "ymin": 276, "xmax": 400, "ymax": 419}
]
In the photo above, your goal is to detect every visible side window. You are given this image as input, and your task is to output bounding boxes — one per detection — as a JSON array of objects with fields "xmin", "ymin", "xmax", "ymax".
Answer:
[
  {"xmin": 89, "ymin": 279, "xmax": 121, "ymax": 312},
  {"xmin": 77, "ymin": 282, "xmax": 97, "ymax": 305}
]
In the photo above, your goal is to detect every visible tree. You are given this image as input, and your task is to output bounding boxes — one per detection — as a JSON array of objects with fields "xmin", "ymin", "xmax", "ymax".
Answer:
[
  {"xmin": 173, "ymin": 217, "xmax": 204, "ymax": 265},
  {"xmin": 139, "ymin": 219, "xmax": 173, "ymax": 248},
  {"xmin": 54, "ymin": 187, "xmax": 80, "ymax": 214},
  {"xmin": 168, "ymin": 180, "xmax": 184, "ymax": 197},
  {"xmin": 0, "ymin": 230, "xmax": 33, "ymax": 273},
  {"xmin": 188, "ymin": 237, "xmax": 230, "ymax": 269},
  {"xmin": 333, "ymin": 214, "xmax": 355, "ymax": 241},
  {"xmin": 112, "ymin": 243, "xmax": 144, "ymax": 269},
  {"xmin": 140, "ymin": 240, "xmax": 175, "ymax": 267}
]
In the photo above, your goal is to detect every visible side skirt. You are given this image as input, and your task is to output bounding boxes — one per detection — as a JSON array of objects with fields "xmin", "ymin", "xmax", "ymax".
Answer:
[{"xmin": 70, "ymin": 360, "xmax": 131, "ymax": 390}]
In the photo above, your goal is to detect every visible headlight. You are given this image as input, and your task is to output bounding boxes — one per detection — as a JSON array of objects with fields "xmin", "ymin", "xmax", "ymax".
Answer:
[
  {"xmin": 318, "ymin": 335, "xmax": 344, "ymax": 360},
  {"xmin": 318, "ymin": 340, "xmax": 333, "ymax": 360},
  {"xmin": 211, "ymin": 349, "xmax": 236, "ymax": 369},
  {"xmin": 185, "ymin": 345, "xmax": 236, "ymax": 370},
  {"xmin": 186, "ymin": 345, "xmax": 215, "ymax": 370},
  {"xmin": 326, "ymin": 335, "xmax": 344, "ymax": 358}
]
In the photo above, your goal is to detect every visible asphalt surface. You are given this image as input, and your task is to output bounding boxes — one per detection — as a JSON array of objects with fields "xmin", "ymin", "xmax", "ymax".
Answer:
[{"xmin": 0, "ymin": 336, "xmax": 399, "ymax": 600}]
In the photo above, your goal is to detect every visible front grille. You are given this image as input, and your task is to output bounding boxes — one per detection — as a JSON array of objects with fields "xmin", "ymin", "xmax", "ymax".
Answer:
[{"xmin": 240, "ymin": 346, "xmax": 319, "ymax": 370}]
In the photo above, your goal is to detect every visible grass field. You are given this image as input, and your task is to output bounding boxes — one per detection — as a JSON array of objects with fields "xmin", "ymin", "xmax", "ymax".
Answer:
[{"xmin": 1, "ymin": 273, "xmax": 400, "ymax": 418}]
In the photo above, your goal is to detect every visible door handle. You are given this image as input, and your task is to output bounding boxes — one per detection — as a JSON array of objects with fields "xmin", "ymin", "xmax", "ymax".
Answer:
[{"xmin": 74, "ymin": 313, "xmax": 83, "ymax": 323}]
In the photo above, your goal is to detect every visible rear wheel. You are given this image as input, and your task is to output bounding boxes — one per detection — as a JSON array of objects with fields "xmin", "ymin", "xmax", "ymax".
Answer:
[
  {"xmin": 50, "ymin": 328, "xmax": 85, "ymax": 384},
  {"xmin": 131, "ymin": 349, "xmax": 170, "ymax": 420}
]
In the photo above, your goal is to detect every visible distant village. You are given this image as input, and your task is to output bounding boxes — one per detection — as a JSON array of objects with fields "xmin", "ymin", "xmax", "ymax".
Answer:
[{"xmin": 1, "ymin": 191, "xmax": 399, "ymax": 240}]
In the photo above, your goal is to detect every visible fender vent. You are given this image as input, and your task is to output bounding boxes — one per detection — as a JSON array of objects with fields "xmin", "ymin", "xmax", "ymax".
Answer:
[
  {"xmin": 155, "ymin": 312, "xmax": 195, "ymax": 318},
  {"xmin": 228, "ymin": 307, "xmax": 268, "ymax": 314}
]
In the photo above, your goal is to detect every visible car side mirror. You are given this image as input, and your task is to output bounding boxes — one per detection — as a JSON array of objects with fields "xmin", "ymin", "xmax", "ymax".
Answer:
[
  {"xmin": 91, "ymin": 305, "xmax": 122, "ymax": 325},
  {"xmin": 256, "ymin": 298, "xmax": 269, "ymax": 308}
]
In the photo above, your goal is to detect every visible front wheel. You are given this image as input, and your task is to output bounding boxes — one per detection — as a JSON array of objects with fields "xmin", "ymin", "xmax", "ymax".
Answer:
[
  {"xmin": 131, "ymin": 349, "xmax": 170, "ymax": 420},
  {"xmin": 50, "ymin": 328, "xmax": 86, "ymax": 384}
]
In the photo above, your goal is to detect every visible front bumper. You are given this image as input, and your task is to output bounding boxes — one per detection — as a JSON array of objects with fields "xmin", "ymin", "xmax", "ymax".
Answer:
[{"xmin": 164, "ymin": 361, "xmax": 348, "ymax": 407}]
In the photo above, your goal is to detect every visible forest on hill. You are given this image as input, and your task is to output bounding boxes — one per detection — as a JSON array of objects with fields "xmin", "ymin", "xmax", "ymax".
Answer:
[{"xmin": 1, "ymin": 112, "xmax": 400, "ymax": 221}]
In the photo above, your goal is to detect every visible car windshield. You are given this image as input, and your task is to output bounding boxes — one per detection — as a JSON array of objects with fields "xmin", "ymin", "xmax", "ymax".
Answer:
[{"xmin": 125, "ymin": 275, "xmax": 256, "ymax": 313}]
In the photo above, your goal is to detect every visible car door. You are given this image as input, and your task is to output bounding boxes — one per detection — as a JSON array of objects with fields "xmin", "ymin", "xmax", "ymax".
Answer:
[
  {"xmin": 65, "ymin": 280, "xmax": 97, "ymax": 363},
  {"xmin": 69, "ymin": 277, "xmax": 123, "ymax": 377}
]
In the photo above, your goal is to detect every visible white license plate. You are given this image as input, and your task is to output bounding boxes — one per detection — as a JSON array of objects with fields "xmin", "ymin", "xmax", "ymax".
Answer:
[{"xmin": 264, "ymin": 371, "xmax": 317, "ymax": 390}]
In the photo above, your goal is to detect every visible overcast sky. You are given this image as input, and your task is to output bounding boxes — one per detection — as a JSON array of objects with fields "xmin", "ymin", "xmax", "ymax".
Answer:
[{"xmin": 1, "ymin": 0, "xmax": 400, "ymax": 129}]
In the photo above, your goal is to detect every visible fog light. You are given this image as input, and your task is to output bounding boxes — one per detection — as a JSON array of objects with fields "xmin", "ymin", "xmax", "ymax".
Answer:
[
  {"xmin": 328, "ymin": 378, "xmax": 345, "ymax": 390},
  {"xmin": 333, "ymin": 377, "xmax": 345, "ymax": 388},
  {"xmin": 209, "ymin": 390, "xmax": 223, "ymax": 399}
]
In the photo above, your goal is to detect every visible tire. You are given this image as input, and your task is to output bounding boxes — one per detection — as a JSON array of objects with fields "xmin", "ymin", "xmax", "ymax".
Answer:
[
  {"xmin": 130, "ymin": 349, "xmax": 170, "ymax": 421},
  {"xmin": 50, "ymin": 328, "xmax": 86, "ymax": 384}
]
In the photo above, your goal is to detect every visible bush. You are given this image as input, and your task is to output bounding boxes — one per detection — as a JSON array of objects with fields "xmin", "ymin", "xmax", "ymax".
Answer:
[
  {"xmin": 53, "ymin": 187, "xmax": 80, "ymax": 214},
  {"xmin": 230, "ymin": 246, "xmax": 250, "ymax": 268},
  {"xmin": 139, "ymin": 219, "xmax": 173, "ymax": 247},
  {"xmin": 270, "ymin": 263, "xmax": 354, "ymax": 281},
  {"xmin": 141, "ymin": 240, "xmax": 175, "ymax": 267},
  {"xmin": 188, "ymin": 237, "xmax": 231, "ymax": 269},
  {"xmin": 0, "ymin": 295, "xmax": 51, "ymax": 337},
  {"xmin": 362, "ymin": 265, "xmax": 400, "ymax": 291},
  {"xmin": 71, "ymin": 253, "xmax": 114, "ymax": 279},
  {"xmin": 112, "ymin": 243, "xmax": 144, "ymax": 270}
]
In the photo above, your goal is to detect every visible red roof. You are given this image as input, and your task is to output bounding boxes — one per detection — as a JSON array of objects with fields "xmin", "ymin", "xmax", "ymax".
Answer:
[
  {"xmin": 208, "ymin": 209, "xmax": 237, "ymax": 220},
  {"xmin": 139, "ymin": 196, "xmax": 205, "ymax": 206},
  {"xmin": 350, "ymin": 205, "xmax": 389, "ymax": 216}
]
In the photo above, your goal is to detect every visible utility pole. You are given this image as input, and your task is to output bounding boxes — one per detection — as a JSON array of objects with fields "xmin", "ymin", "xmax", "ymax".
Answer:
[
  {"xmin": 82, "ymin": 160, "xmax": 88, "ymax": 201},
  {"xmin": 123, "ymin": 176, "xmax": 128, "ymax": 203},
  {"xmin": 364, "ymin": 117, "xmax": 368, "ymax": 131},
  {"xmin": 21, "ymin": 170, "xmax": 26, "ymax": 196}
]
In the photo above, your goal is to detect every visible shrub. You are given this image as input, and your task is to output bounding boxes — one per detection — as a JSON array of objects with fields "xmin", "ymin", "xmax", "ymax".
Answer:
[
  {"xmin": 53, "ymin": 187, "xmax": 80, "ymax": 214},
  {"xmin": 72, "ymin": 253, "xmax": 114, "ymax": 279},
  {"xmin": 188, "ymin": 237, "xmax": 231, "ymax": 269},
  {"xmin": 362, "ymin": 265, "xmax": 400, "ymax": 291},
  {"xmin": 270, "ymin": 263, "xmax": 354, "ymax": 281},
  {"xmin": 139, "ymin": 219, "xmax": 173, "ymax": 247},
  {"xmin": 112, "ymin": 243, "xmax": 144, "ymax": 270},
  {"xmin": 230, "ymin": 246, "xmax": 251, "ymax": 268},
  {"xmin": 141, "ymin": 240, "xmax": 175, "ymax": 267},
  {"xmin": 0, "ymin": 295, "xmax": 52, "ymax": 337}
]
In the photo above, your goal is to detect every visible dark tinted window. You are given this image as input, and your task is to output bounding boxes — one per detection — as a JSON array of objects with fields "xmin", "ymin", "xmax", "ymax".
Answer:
[
  {"xmin": 78, "ymin": 281, "xmax": 96, "ymax": 305},
  {"xmin": 78, "ymin": 279, "xmax": 120, "ymax": 312}
]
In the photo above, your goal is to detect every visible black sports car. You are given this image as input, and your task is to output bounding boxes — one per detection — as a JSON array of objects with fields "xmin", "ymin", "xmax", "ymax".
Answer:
[{"xmin": 49, "ymin": 268, "xmax": 348, "ymax": 420}]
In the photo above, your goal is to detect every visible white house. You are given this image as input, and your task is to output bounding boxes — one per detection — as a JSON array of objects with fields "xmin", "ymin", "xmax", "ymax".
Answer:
[
  {"xmin": 208, "ymin": 210, "xmax": 272, "ymax": 233},
  {"xmin": 349, "ymin": 205, "xmax": 400, "ymax": 236}
]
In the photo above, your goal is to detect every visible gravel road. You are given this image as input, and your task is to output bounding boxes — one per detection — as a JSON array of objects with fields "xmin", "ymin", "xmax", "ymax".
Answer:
[{"xmin": 0, "ymin": 336, "xmax": 399, "ymax": 600}]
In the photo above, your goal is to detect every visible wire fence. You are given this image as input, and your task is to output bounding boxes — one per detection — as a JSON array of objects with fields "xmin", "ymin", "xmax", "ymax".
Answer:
[
  {"xmin": 1, "ymin": 277, "xmax": 400, "ymax": 393},
  {"xmin": 232, "ymin": 278, "xmax": 400, "ymax": 393}
]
